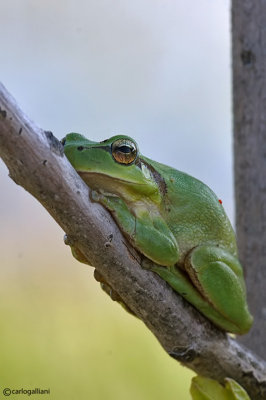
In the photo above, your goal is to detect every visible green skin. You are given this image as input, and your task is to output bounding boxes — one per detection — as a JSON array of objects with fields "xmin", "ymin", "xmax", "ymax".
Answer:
[
  {"xmin": 190, "ymin": 376, "xmax": 251, "ymax": 400},
  {"xmin": 62, "ymin": 133, "xmax": 253, "ymax": 334}
]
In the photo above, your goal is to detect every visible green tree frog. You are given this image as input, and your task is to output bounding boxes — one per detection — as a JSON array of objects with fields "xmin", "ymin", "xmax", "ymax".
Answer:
[{"xmin": 62, "ymin": 133, "xmax": 253, "ymax": 334}]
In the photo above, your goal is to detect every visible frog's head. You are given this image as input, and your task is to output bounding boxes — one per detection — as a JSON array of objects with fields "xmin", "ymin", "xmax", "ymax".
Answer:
[{"xmin": 62, "ymin": 133, "xmax": 162, "ymax": 203}]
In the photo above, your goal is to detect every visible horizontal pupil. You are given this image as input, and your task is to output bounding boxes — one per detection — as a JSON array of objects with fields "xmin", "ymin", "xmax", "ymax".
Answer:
[{"xmin": 117, "ymin": 145, "xmax": 132, "ymax": 154}]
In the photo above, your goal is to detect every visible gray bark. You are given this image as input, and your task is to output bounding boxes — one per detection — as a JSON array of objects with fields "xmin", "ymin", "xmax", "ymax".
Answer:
[
  {"xmin": 232, "ymin": 0, "xmax": 266, "ymax": 359},
  {"xmin": 1, "ymin": 82, "xmax": 266, "ymax": 398}
]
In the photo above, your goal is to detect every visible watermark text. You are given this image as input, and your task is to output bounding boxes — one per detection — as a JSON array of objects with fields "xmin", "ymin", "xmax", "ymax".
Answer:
[{"xmin": 3, "ymin": 387, "xmax": 50, "ymax": 396}]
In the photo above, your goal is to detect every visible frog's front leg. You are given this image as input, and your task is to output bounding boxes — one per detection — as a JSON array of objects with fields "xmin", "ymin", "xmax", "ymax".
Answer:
[
  {"xmin": 91, "ymin": 190, "xmax": 179, "ymax": 267},
  {"xmin": 94, "ymin": 269, "xmax": 136, "ymax": 315}
]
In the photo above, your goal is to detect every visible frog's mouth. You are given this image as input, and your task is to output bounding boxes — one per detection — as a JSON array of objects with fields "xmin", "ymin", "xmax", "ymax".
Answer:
[
  {"xmin": 77, "ymin": 170, "xmax": 146, "ymax": 186},
  {"xmin": 77, "ymin": 170, "xmax": 161, "ymax": 206}
]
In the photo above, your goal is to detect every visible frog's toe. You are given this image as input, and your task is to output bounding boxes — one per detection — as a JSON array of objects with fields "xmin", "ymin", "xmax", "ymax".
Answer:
[
  {"xmin": 141, "ymin": 258, "xmax": 155, "ymax": 270},
  {"xmin": 90, "ymin": 189, "xmax": 102, "ymax": 202},
  {"xmin": 64, "ymin": 233, "xmax": 74, "ymax": 246}
]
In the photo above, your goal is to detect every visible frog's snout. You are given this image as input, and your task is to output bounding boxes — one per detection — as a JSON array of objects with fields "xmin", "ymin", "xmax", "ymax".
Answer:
[{"xmin": 60, "ymin": 137, "xmax": 66, "ymax": 146}]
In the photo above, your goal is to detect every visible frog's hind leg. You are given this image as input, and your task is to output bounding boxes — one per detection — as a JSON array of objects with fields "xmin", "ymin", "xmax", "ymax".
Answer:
[
  {"xmin": 150, "ymin": 245, "xmax": 253, "ymax": 333},
  {"xmin": 150, "ymin": 263, "xmax": 240, "ymax": 333},
  {"xmin": 183, "ymin": 245, "xmax": 253, "ymax": 333}
]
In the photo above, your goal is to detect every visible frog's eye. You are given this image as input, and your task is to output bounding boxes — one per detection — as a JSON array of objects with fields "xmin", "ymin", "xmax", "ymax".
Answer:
[{"xmin": 111, "ymin": 139, "xmax": 138, "ymax": 165}]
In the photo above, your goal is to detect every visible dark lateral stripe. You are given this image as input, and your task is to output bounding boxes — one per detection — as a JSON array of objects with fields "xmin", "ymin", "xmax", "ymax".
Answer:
[
  {"xmin": 82, "ymin": 144, "xmax": 111, "ymax": 153},
  {"xmin": 138, "ymin": 157, "xmax": 167, "ymax": 195}
]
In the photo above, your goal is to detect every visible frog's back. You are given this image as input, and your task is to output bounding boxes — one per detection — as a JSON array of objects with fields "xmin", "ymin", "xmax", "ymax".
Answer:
[{"xmin": 143, "ymin": 157, "xmax": 237, "ymax": 259}]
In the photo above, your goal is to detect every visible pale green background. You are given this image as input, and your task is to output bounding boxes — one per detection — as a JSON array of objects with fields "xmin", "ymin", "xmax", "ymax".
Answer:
[{"xmin": 0, "ymin": 1, "xmax": 231, "ymax": 399}]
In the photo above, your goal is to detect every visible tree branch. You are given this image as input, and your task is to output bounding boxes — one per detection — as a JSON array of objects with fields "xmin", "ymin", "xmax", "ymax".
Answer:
[
  {"xmin": 232, "ymin": 0, "xmax": 266, "ymax": 360},
  {"xmin": 1, "ymin": 82, "xmax": 266, "ymax": 399}
]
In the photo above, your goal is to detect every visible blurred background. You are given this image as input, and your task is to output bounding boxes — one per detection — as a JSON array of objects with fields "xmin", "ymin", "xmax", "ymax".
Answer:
[{"xmin": 0, "ymin": 0, "xmax": 231, "ymax": 399}]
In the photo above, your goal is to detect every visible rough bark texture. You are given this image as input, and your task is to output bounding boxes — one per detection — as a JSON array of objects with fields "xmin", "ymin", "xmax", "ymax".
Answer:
[
  {"xmin": 232, "ymin": 0, "xmax": 266, "ymax": 359},
  {"xmin": 1, "ymin": 82, "xmax": 266, "ymax": 398}
]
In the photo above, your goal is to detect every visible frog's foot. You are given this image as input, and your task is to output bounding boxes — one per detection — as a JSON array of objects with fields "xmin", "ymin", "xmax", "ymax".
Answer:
[
  {"xmin": 64, "ymin": 234, "xmax": 92, "ymax": 265},
  {"xmin": 184, "ymin": 245, "xmax": 253, "ymax": 334},
  {"xmin": 71, "ymin": 246, "xmax": 92, "ymax": 265},
  {"xmin": 91, "ymin": 189, "xmax": 130, "ymax": 214},
  {"xmin": 90, "ymin": 189, "xmax": 102, "ymax": 203},
  {"xmin": 64, "ymin": 233, "xmax": 74, "ymax": 247},
  {"xmin": 141, "ymin": 258, "xmax": 154, "ymax": 270},
  {"xmin": 94, "ymin": 270, "xmax": 136, "ymax": 316}
]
